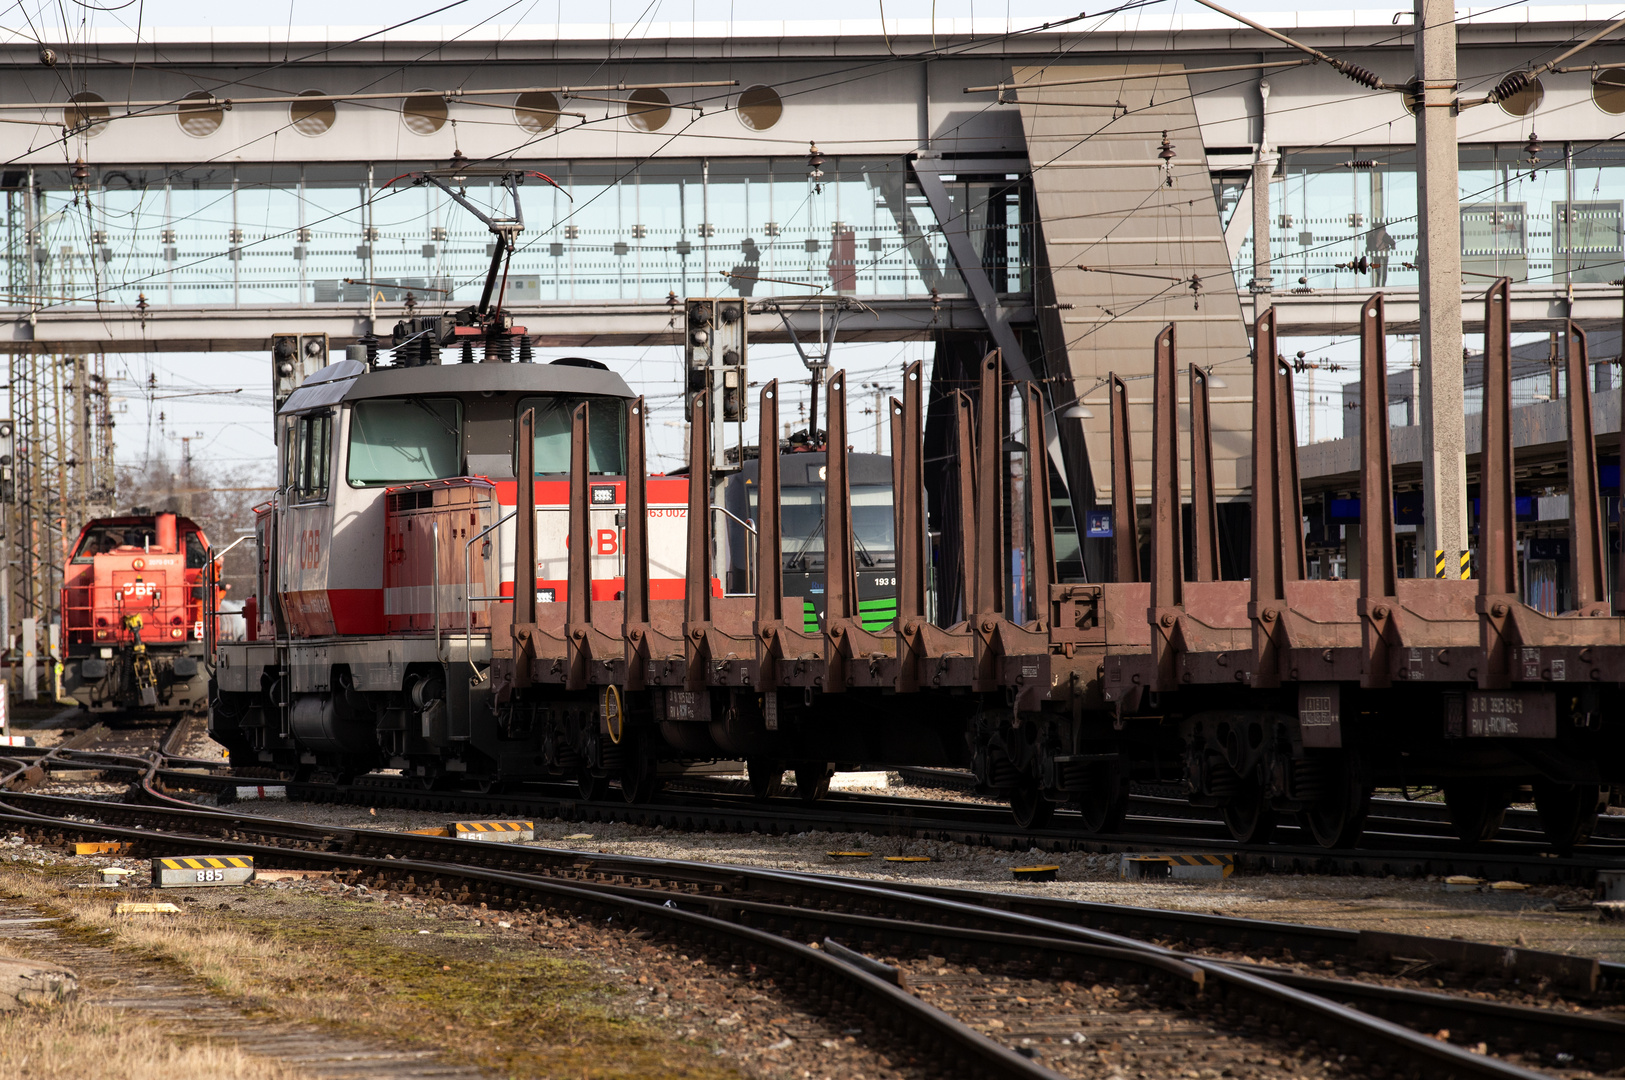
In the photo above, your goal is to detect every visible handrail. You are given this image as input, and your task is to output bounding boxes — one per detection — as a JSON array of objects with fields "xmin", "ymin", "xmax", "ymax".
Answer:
[
  {"xmin": 201, "ymin": 533, "xmax": 252, "ymax": 663},
  {"xmin": 710, "ymin": 503, "xmax": 757, "ymax": 535},
  {"xmin": 432, "ymin": 520, "xmax": 444, "ymax": 664},
  {"xmin": 711, "ymin": 504, "xmax": 758, "ymax": 598},
  {"xmin": 463, "ymin": 508, "xmax": 517, "ymax": 678}
]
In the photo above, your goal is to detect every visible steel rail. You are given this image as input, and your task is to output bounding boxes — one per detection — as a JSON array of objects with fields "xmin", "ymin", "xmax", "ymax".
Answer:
[
  {"xmin": 111, "ymin": 757, "xmax": 1625, "ymax": 884},
  {"xmin": 8, "ymin": 746, "xmax": 1623, "ymax": 884},
  {"xmin": 207, "ymin": 769, "xmax": 1625, "ymax": 884},
  {"xmin": 155, "ymin": 781, "xmax": 1625, "ymax": 996},
  {"xmin": 896, "ymin": 768, "xmax": 1625, "ymax": 843},
  {"xmin": 0, "ymin": 805, "xmax": 1056, "ymax": 1080},
  {"xmin": 0, "ymin": 795, "xmax": 1590, "ymax": 1079},
  {"xmin": 12, "ymin": 778, "xmax": 1625, "ymax": 1002},
  {"xmin": 24, "ymin": 755, "xmax": 1624, "ymax": 1000}
]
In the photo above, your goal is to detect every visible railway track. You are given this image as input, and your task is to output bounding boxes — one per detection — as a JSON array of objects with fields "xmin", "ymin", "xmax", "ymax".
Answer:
[
  {"xmin": 187, "ymin": 767, "xmax": 1625, "ymax": 885},
  {"xmin": 16, "ymin": 744, "xmax": 1623, "ymax": 990},
  {"xmin": 4, "ymin": 752, "xmax": 1624, "ymax": 1078},
  {"xmin": 898, "ymin": 767, "xmax": 1625, "ymax": 844},
  {"xmin": 5, "ymin": 744, "xmax": 1624, "ymax": 886}
]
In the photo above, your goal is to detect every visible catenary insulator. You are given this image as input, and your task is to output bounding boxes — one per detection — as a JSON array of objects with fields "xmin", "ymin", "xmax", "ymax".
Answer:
[
  {"xmin": 1491, "ymin": 70, "xmax": 1532, "ymax": 102},
  {"xmin": 1333, "ymin": 62, "xmax": 1382, "ymax": 89}
]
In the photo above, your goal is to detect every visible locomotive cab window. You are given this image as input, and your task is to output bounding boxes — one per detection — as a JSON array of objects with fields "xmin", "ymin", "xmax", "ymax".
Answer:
[
  {"xmin": 519, "ymin": 396, "xmax": 627, "ymax": 475},
  {"xmin": 184, "ymin": 531, "xmax": 207, "ymax": 569},
  {"xmin": 347, "ymin": 397, "xmax": 463, "ymax": 486},
  {"xmin": 71, "ymin": 524, "xmax": 156, "ymax": 562},
  {"xmin": 289, "ymin": 411, "xmax": 333, "ymax": 503}
]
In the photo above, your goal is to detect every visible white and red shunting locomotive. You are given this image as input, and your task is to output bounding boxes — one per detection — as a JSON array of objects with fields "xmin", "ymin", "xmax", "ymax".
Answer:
[{"xmin": 211, "ymin": 351, "xmax": 719, "ymax": 788}]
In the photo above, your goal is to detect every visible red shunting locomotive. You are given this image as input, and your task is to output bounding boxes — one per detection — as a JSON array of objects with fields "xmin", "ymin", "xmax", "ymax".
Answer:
[{"xmin": 60, "ymin": 511, "xmax": 214, "ymax": 715}]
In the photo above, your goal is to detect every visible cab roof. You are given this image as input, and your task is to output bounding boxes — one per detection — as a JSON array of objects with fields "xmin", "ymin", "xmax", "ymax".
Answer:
[{"xmin": 278, "ymin": 358, "xmax": 636, "ymax": 415}]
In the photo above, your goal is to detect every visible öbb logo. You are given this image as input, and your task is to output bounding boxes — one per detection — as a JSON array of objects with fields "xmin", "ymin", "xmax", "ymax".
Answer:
[{"xmin": 563, "ymin": 530, "xmax": 623, "ymax": 555}]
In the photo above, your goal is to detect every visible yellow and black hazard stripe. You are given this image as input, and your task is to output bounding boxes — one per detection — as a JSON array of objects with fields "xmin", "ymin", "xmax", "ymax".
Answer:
[
  {"xmin": 1433, "ymin": 550, "xmax": 1472, "ymax": 579},
  {"xmin": 156, "ymin": 855, "xmax": 253, "ymax": 871},
  {"xmin": 1154, "ymin": 853, "xmax": 1233, "ymax": 868},
  {"xmin": 450, "ymin": 821, "xmax": 534, "ymax": 835},
  {"xmin": 1122, "ymin": 852, "xmax": 1235, "ymax": 878}
]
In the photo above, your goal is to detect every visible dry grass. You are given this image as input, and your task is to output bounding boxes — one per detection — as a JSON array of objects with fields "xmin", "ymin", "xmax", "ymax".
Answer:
[
  {"xmin": 0, "ymin": 871, "xmax": 293, "ymax": 1002},
  {"xmin": 0, "ymin": 1002, "xmax": 294, "ymax": 1080},
  {"xmin": 0, "ymin": 867, "xmax": 739, "ymax": 1079}
]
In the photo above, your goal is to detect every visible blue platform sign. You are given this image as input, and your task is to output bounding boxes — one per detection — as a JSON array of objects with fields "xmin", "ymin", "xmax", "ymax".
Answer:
[{"xmin": 1085, "ymin": 509, "xmax": 1114, "ymax": 538}]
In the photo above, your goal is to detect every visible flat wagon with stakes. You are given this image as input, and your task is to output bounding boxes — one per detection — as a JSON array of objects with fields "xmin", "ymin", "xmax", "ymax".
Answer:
[{"xmin": 209, "ymin": 172, "xmax": 1625, "ymax": 853}]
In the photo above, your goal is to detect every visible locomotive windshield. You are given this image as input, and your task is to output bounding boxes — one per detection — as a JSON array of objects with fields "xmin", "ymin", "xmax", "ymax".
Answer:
[
  {"xmin": 756, "ymin": 485, "xmax": 895, "ymax": 566},
  {"xmin": 347, "ymin": 398, "xmax": 463, "ymax": 486},
  {"xmin": 70, "ymin": 524, "xmax": 207, "ymax": 567},
  {"xmin": 520, "ymin": 395, "xmax": 627, "ymax": 475}
]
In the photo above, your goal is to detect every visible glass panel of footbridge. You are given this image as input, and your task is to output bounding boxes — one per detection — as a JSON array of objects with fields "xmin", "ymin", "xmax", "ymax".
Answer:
[
  {"xmin": 2, "ymin": 157, "xmax": 979, "ymax": 309},
  {"xmin": 1251, "ymin": 143, "xmax": 1625, "ymax": 293}
]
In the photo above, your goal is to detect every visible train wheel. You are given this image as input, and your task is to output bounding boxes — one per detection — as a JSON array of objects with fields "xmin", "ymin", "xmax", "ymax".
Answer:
[
  {"xmin": 1221, "ymin": 781, "xmax": 1278, "ymax": 845},
  {"xmin": 620, "ymin": 755, "xmax": 661, "ymax": 804},
  {"xmin": 1075, "ymin": 768, "xmax": 1127, "ymax": 835},
  {"xmin": 794, "ymin": 763, "xmax": 832, "ymax": 804},
  {"xmin": 1303, "ymin": 769, "xmax": 1370, "ymax": 849},
  {"xmin": 577, "ymin": 769, "xmax": 610, "ymax": 802},
  {"xmin": 1532, "ymin": 782, "xmax": 1604, "ymax": 851},
  {"xmin": 1443, "ymin": 780, "xmax": 1512, "ymax": 843},
  {"xmin": 748, "ymin": 759, "xmax": 786, "ymax": 800},
  {"xmin": 1010, "ymin": 783, "xmax": 1055, "ymax": 831}
]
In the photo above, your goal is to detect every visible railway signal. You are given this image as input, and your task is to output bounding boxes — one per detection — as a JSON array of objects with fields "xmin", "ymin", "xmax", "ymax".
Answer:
[
  {"xmin": 685, "ymin": 297, "xmax": 747, "ymax": 472},
  {"xmin": 271, "ymin": 333, "xmax": 329, "ymax": 413},
  {"xmin": 0, "ymin": 418, "xmax": 13, "ymax": 503}
]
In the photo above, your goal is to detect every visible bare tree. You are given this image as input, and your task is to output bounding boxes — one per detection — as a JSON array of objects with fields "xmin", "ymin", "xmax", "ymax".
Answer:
[{"xmin": 113, "ymin": 457, "xmax": 271, "ymax": 603}]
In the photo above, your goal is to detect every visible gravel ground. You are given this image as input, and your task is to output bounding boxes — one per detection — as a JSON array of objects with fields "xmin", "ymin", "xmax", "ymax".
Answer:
[
  {"xmin": 898, "ymin": 959, "xmax": 1348, "ymax": 1080},
  {"xmin": 9, "ymin": 775, "xmax": 1625, "ymax": 1080},
  {"xmin": 14, "ymin": 717, "xmax": 1624, "ymax": 967},
  {"xmin": 208, "ymin": 798, "xmax": 1625, "ymax": 964}
]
